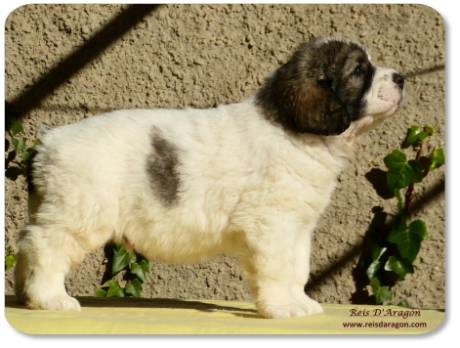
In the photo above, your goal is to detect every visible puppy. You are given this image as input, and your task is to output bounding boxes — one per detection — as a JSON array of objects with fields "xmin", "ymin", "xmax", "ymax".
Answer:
[{"xmin": 15, "ymin": 37, "xmax": 404, "ymax": 319}]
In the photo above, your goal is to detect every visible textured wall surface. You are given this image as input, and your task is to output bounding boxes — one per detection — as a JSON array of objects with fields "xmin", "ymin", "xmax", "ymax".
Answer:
[{"xmin": 5, "ymin": 4, "xmax": 445, "ymax": 309}]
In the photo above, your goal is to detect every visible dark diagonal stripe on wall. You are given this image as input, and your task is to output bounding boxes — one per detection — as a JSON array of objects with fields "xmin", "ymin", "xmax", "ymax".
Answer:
[{"xmin": 7, "ymin": 4, "xmax": 160, "ymax": 121}]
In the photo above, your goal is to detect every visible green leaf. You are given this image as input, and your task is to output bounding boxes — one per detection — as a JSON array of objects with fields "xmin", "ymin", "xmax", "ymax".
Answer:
[
  {"xmin": 371, "ymin": 243, "xmax": 388, "ymax": 263},
  {"xmin": 418, "ymin": 131, "xmax": 428, "ymax": 141},
  {"xmin": 372, "ymin": 249, "xmax": 386, "ymax": 265},
  {"xmin": 405, "ymin": 126, "xmax": 433, "ymax": 145},
  {"xmin": 384, "ymin": 149, "xmax": 406, "ymax": 168},
  {"xmin": 387, "ymin": 220, "xmax": 427, "ymax": 263},
  {"xmin": 366, "ymin": 227, "xmax": 388, "ymax": 262},
  {"xmin": 106, "ymin": 279, "xmax": 124, "ymax": 297},
  {"xmin": 429, "ymin": 148, "xmax": 445, "ymax": 172},
  {"xmin": 405, "ymin": 126, "xmax": 422, "ymax": 145},
  {"xmin": 5, "ymin": 254, "xmax": 18, "ymax": 271},
  {"xmin": 129, "ymin": 251, "xmax": 137, "ymax": 264},
  {"xmin": 34, "ymin": 139, "xmax": 41, "ymax": 146},
  {"xmin": 393, "ymin": 188, "xmax": 406, "ymax": 219},
  {"xmin": 384, "ymin": 255, "xmax": 414, "ymax": 281},
  {"xmin": 424, "ymin": 125, "xmax": 435, "ymax": 135},
  {"xmin": 19, "ymin": 138, "xmax": 27, "ymax": 155},
  {"xmin": 366, "ymin": 261, "xmax": 381, "ymax": 280},
  {"xmin": 11, "ymin": 121, "xmax": 24, "ymax": 136},
  {"xmin": 95, "ymin": 288, "xmax": 107, "ymax": 297},
  {"xmin": 11, "ymin": 137, "xmax": 27, "ymax": 156},
  {"xmin": 125, "ymin": 278, "xmax": 143, "ymax": 297},
  {"xmin": 409, "ymin": 219, "xmax": 428, "ymax": 241},
  {"xmin": 21, "ymin": 150, "xmax": 35, "ymax": 162},
  {"xmin": 131, "ymin": 260, "xmax": 151, "ymax": 283},
  {"xmin": 397, "ymin": 300, "xmax": 410, "ymax": 307},
  {"xmin": 370, "ymin": 278, "xmax": 393, "ymax": 305},
  {"xmin": 384, "ymin": 150, "xmax": 423, "ymax": 191},
  {"xmin": 112, "ymin": 245, "xmax": 131, "ymax": 275}
]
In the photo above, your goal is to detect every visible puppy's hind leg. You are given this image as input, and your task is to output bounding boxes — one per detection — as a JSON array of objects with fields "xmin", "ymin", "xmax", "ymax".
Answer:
[{"xmin": 15, "ymin": 224, "xmax": 86, "ymax": 311}]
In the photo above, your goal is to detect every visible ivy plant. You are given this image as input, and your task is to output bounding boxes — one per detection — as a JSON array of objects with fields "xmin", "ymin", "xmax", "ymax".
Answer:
[
  {"xmin": 5, "ymin": 102, "xmax": 36, "ymax": 273},
  {"xmin": 5, "ymin": 247, "xmax": 18, "ymax": 271},
  {"xmin": 95, "ymin": 239, "xmax": 151, "ymax": 298},
  {"xmin": 361, "ymin": 125, "xmax": 444, "ymax": 306},
  {"xmin": 6, "ymin": 101, "xmax": 40, "ymax": 161}
]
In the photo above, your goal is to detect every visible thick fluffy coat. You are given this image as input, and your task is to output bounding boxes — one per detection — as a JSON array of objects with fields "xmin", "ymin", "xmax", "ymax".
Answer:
[{"xmin": 15, "ymin": 37, "xmax": 404, "ymax": 318}]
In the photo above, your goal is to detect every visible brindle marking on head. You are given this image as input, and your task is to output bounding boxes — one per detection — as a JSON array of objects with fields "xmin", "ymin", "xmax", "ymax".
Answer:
[
  {"xmin": 256, "ymin": 37, "xmax": 376, "ymax": 136},
  {"xmin": 147, "ymin": 126, "xmax": 181, "ymax": 205}
]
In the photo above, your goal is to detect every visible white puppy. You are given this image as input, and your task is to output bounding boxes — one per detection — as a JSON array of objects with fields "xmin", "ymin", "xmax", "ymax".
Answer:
[{"xmin": 15, "ymin": 37, "xmax": 404, "ymax": 319}]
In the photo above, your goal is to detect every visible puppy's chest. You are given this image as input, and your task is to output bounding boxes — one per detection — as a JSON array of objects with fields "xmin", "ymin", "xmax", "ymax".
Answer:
[
  {"xmin": 255, "ymin": 151, "xmax": 339, "ymax": 207},
  {"xmin": 285, "ymin": 161, "xmax": 336, "ymax": 196}
]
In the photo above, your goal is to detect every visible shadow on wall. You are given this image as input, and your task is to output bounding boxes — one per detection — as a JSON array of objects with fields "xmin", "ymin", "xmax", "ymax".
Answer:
[
  {"xmin": 6, "ymin": 4, "xmax": 160, "ymax": 123},
  {"xmin": 351, "ymin": 206, "xmax": 395, "ymax": 305},
  {"xmin": 5, "ymin": 4, "xmax": 445, "ymax": 303},
  {"xmin": 5, "ymin": 4, "xmax": 161, "ymax": 181},
  {"xmin": 404, "ymin": 65, "xmax": 444, "ymax": 79},
  {"xmin": 305, "ymin": 178, "xmax": 445, "ymax": 302}
]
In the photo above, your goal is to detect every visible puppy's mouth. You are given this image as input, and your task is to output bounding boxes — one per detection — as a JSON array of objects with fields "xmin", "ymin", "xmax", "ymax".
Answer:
[
  {"xmin": 377, "ymin": 86, "xmax": 404, "ymax": 104},
  {"xmin": 369, "ymin": 86, "xmax": 404, "ymax": 118}
]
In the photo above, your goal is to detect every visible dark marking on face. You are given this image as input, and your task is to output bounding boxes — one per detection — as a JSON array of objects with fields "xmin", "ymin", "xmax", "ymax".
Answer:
[
  {"xmin": 256, "ymin": 38, "xmax": 376, "ymax": 136},
  {"xmin": 146, "ymin": 127, "xmax": 181, "ymax": 205}
]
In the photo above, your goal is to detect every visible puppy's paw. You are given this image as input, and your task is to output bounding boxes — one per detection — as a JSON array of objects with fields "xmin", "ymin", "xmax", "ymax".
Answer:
[
  {"xmin": 303, "ymin": 298, "xmax": 324, "ymax": 315},
  {"xmin": 292, "ymin": 289, "xmax": 324, "ymax": 315},
  {"xmin": 25, "ymin": 294, "xmax": 81, "ymax": 311},
  {"xmin": 258, "ymin": 301, "xmax": 313, "ymax": 319}
]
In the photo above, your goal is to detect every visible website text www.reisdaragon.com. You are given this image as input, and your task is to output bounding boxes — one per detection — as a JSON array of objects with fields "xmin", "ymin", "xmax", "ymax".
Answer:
[{"xmin": 342, "ymin": 321, "xmax": 427, "ymax": 329}]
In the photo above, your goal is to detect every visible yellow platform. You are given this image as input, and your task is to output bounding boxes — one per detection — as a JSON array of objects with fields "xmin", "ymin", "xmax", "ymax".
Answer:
[{"xmin": 4, "ymin": 295, "xmax": 444, "ymax": 335}]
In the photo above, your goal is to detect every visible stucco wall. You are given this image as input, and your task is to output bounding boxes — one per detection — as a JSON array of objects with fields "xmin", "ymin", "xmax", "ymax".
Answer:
[{"xmin": 5, "ymin": 4, "xmax": 445, "ymax": 309}]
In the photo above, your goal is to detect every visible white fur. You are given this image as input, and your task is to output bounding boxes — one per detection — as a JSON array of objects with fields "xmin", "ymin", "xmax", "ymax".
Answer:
[{"xmin": 15, "ymin": 47, "xmax": 404, "ymax": 318}]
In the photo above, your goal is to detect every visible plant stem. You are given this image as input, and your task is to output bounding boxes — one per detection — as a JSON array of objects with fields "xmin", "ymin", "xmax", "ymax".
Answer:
[
  {"xmin": 123, "ymin": 234, "xmax": 135, "ymax": 269},
  {"xmin": 404, "ymin": 140, "xmax": 424, "ymax": 215}
]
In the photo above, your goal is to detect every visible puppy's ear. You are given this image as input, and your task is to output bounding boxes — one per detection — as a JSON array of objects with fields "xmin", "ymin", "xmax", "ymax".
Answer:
[
  {"xmin": 292, "ymin": 77, "xmax": 351, "ymax": 135},
  {"xmin": 256, "ymin": 41, "xmax": 351, "ymax": 136}
]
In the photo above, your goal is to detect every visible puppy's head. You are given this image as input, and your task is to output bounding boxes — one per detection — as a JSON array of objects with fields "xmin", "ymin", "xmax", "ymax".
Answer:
[{"xmin": 256, "ymin": 37, "xmax": 405, "ymax": 136}]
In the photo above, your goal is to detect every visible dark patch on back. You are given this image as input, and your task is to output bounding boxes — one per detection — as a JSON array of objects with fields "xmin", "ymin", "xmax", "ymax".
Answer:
[
  {"xmin": 26, "ymin": 150, "xmax": 38, "ymax": 192},
  {"xmin": 146, "ymin": 127, "xmax": 181, "ymax": 205}
]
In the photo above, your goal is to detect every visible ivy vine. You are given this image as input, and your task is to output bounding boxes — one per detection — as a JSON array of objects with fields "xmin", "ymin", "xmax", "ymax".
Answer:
[
  {"xmin": 95, "ymin": 238, "xmax": 152, "ymax": 298},
  {"xmin": 361, "ymin": 125, "xmax": 444, "ymax": 306}
]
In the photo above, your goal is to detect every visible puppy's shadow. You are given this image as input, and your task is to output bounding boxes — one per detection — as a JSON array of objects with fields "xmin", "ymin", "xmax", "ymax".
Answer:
[{"xmin": 4, "ymin": 295, "xmax": 259, "ymax": 318}]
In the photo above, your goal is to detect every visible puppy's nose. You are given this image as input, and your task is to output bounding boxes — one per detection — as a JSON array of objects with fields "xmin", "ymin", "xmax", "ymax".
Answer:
[{"xmin": 392, "ymin": 73, "xmax": 404, "ymax": 89}]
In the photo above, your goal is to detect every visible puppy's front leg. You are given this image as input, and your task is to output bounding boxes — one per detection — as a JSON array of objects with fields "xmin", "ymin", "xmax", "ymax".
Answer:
[
  {"xmin": 291, "ymin": 226, "xmax": 324, "ymax": 315},
  {"xmin": 237, "ymin": 218, "xmax": 313, "ymax": 319}
]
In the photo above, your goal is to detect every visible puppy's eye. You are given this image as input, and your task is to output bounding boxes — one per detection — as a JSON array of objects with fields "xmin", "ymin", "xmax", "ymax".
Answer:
[{"xmin": 353, "ymin": 66, "xmax": 364, "ymax": 76}]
